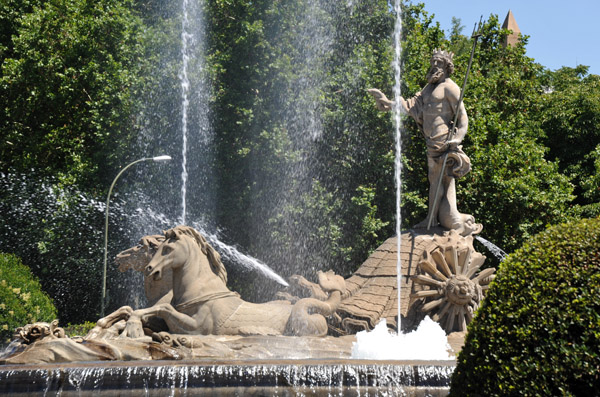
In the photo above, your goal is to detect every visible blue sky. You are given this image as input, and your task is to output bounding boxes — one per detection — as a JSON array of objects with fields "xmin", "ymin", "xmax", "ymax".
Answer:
[{"xmin": 418, "ymin": 1, "xmax": 599, "ymax": 75}]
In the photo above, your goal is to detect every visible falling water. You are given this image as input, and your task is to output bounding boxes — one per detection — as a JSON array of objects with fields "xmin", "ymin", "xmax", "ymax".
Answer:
[
  {"xmin": 179, "ymin": 0, "xmax": 192, "ymax": 224},
  {"xmin": 392, "ymin": 0, "xmax": 403, "ymax": 331},
  {"xmin": 247, "ymin": 0, "xmax": 335, "ymax": 279},
  {"xmin": 0, "ymin": 362, "xmax": 455, "ymax": 394}
]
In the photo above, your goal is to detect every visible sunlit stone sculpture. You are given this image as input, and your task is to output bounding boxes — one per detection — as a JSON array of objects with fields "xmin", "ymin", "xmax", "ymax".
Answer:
[
  {"xmin": 369, "ymin": 49, "xmax": 482, "ymax": 237},
  {"xmin": 1, "ymin": 46, "xmax": 500, "ymax": 364},
  {"xmin": 1, "ymin": 223, "xmax": 495, "ymax": 364},
  {"xmin": 115, "ymin": 233, "xmax": 172, "ymax": 306},
  {"xmin": 96, "ymin": 226, "xmax": 346, "ymax": 338},
  {"xmin": 112, "ymin": 227, "xmax": 494, "ymax": 337},
  {"xmin": 410, "ymin": 230, "xmax": 495, "ymax": 333}
]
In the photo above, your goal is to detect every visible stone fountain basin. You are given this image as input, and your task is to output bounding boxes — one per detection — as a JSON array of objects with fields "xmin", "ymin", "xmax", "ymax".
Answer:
[
  {"xmin": 1, "ymin": 359, "xmax": 456, "ymax": 396},
  {"xmin": 0, "ymin": 333, "xmax": 462, "ymax": 396}
]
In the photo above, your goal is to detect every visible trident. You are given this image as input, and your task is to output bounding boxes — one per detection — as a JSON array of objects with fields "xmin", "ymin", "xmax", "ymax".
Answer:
[{"xmin": 427, "ymin": 17, "xmax": 483, "ymax": 231}]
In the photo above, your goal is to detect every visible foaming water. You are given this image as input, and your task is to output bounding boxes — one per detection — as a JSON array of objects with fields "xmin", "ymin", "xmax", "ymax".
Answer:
[
  {"xmin": 352, "ymin": 317, "xmax": 453, "ymax": 360},
  {"xmin": 475, "ymin": 235, "xmax": 507, "ymax": 262},
  {"xmin": 392, "ymin": 0, "xmax": 403, "ymax": 330}
]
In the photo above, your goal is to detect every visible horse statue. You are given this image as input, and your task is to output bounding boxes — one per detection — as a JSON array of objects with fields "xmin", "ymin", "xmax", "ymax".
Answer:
[
  {"xmin": 95, "ymin": 226, "xmax": 346, "ymax": 337},
  {"xmin": 115, "ymin": 234, "xmax": 172, "ymax": 306}
]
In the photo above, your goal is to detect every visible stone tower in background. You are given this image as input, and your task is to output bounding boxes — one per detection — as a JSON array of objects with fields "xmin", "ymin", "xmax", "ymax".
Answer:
[{"xmin": 502, "ymin": 10, "xmax": 521, "ymax": 47}]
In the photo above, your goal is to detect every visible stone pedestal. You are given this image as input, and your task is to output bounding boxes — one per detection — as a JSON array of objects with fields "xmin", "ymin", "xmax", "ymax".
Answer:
[{"xmin": 335, "ymin": 228, "xmax": 444, "ymax": 333}]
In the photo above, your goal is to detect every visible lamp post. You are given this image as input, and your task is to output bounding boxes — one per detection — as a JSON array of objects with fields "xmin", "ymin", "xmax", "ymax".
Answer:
[{"xmin": 101, "ymin": 155, "xmax": 172, "ymax": 317}]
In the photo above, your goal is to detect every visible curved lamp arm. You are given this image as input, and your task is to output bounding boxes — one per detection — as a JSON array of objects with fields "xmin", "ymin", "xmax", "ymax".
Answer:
[{"xmin": 101, "ymin": 155, "xmax": 171, "ymax": 317}]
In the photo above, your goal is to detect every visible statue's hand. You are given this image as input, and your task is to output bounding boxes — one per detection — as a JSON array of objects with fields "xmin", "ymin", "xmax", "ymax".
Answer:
[
  {"xmin": 367, "ymin": 88, "xmax": 394, "ymax": 112},
  {"xmin": 444, "ymin": 139, "xmax": 461, "ymax": 151}
]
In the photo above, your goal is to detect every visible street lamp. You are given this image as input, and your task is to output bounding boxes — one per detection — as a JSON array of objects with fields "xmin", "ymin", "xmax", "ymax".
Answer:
[{"xmin": 101, "ymin": 155, "xmax": 172, "ymax": 317}]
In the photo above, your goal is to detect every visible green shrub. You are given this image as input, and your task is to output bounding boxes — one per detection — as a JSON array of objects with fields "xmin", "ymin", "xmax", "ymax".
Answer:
[
  {"xmin": 450, "ymin": 217, "xmax": 600, "ymax": 396},
  {"xmin": 63, "ymin": 321, "xmax": 96, "ymax": 338},
  {"xmin": 0, "ymin": 253, "xmax": 57, "ymax": 342}
]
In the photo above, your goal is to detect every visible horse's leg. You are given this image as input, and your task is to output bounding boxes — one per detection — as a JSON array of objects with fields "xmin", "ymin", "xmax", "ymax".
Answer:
[{"xmin": 121, "ymin": 303, "xmax": 200, "ymax": 337}]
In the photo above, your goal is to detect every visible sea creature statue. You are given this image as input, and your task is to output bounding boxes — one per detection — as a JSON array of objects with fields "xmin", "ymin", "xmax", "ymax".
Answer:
[
  {"xmin": 112, "ymin": 227, "xmax": 496, "ymax": 337},
  {"xmin": 96, "ymin": 226, "xmax": 346, "ymax": 338},
  {"xmin": 14, "ymin": 320, "xmax": 65, "ymax": 344},
  {"xmin": 2, "ymin": 320, "xmax": 131, "ymax": 364}
]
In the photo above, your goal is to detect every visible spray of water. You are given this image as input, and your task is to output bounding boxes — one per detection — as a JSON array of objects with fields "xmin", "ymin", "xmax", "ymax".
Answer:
[
  {"xmin": 392, "ymin": 0, "xmax": 403, "ymax": 331},
  {"xmin": 0, "ymin": 172, "xmax": 111, "ymax": 318},
  {"xmin": 124, "ymin": 206, "xmax": 289, "ymax": 287},
  {"xmin": 179, "ymin": 0, "xmax": 192, "ymax": 225},
  {"xmin": 255, "ymin": 1, "xmax": 332, "ymax": 276},
  {"xmin": 190, "ymin": 221, "xmax": 289, "ymax": 287},
  {"xmin": 475, "ymin": 235, "xmax": 507, "ymax": 262}
]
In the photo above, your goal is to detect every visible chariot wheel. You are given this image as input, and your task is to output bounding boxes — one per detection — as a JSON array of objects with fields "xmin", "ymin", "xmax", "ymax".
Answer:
[{"xmin": 411, "ymin": 232, "xmax": 496, "ymax": 333}]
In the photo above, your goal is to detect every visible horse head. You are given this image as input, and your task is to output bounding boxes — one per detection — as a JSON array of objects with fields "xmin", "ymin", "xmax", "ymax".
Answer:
[
  {"xmin": 145, "ymin": 226, "xmax": 228, "ymax": 284},
  {"xmin": 116, "ymin": 234, "xmax": 164, "ymax": 272}
]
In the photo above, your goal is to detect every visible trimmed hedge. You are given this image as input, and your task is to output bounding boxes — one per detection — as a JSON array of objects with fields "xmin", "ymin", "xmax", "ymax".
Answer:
[
  {"xmin": 450, "ymin": 217, "xmax": 600, "ymax": 396},
  {"xmin": 0, "ymin": 253, "xmax": 57, "ymax": 342}
]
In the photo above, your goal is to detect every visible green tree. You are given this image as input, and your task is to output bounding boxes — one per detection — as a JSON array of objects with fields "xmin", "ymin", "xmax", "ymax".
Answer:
[
  {"xmin": 539, "ymin": 65, "xmax": 600, "ymax": 217},
  {"xmin": 447, "ymin": 17, "xmax": 469, "ymax": 58},
  {"xmin": 0, "ymin": 0, "xmax": 161, "ymax": 322},
  {"xmin": 0, "ymin": 0, "xmax": 42, "ymax": 60},
  {"xmin": 0, "ymin": 0, "xmax": 149, "ymax": 189},
  {"xmin": 458, "ymin": 17, "xmax": 574, "ymax": 252},
  {"xmin": 581, "ymin": 145, "xmax": 600, "ymax": 214}
]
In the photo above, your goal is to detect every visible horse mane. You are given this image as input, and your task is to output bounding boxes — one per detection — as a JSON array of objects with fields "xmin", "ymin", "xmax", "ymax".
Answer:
[{"xmin": 164, "ymin": 226, "xmax": 228, "ymax": 284}]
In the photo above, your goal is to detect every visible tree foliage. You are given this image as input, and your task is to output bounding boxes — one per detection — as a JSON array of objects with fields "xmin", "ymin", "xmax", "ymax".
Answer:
[
  {"xmin": 0, "ymin": 0, "xmax": 159, "ymax": 321},
  {"xmin": 0, "ymin": 0, "xmax": 150, "ymax": 189},
  {"xmin": 539, "ymin": 65, "xmax": 600, "ymax": 217}
]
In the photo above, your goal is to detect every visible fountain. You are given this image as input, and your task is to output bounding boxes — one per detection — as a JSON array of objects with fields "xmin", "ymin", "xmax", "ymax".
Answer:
[
  {"xmin": 0, "ymin": 223, "xmax": 461, "ymax": 394},
  {"xmin": 0, "ymin": 1, "xmax": 499, "ymax": 395}
]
